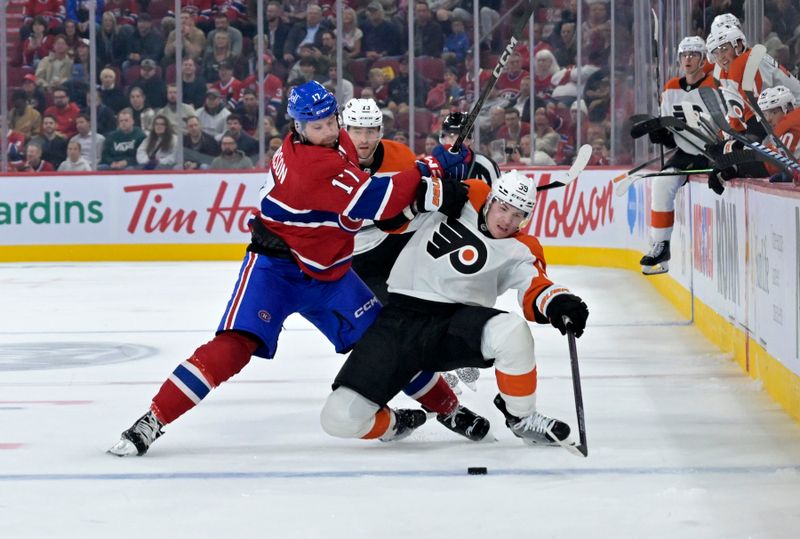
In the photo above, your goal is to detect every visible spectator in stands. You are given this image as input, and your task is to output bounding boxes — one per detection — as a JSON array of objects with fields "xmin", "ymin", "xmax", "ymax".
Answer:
[
  {"xmin": 61, "ymin": 19, "xmax": 81, "ymax": 54},
  {"xmin": 366, "ymin": 67, "xmax": 390, "ymax": 108},
  {"xmin": 241, "ymin": 51, "xmax": 285, "ymax": 120},
  {"xmin": 132, "ymin": 59, "xmax": 167, "ymax": 109},
  {"xmin": 234, "ymin": 88, "xmax": 260, "ymax": 135},
  {"xmin": 183, "ymin": 115, "xmax": 221, "ymax": 169},
  {"xmin": 206, "ymin": 12, "xmax": 243, "ymax": 57},
  {"xmin": 532, "ymin": 107, "xmax": 560, "ymax": 159},
  {"xmin": 125, "ymin": 13, "xmax": 165, "ymax": 69},
  {"xmin": 414, "ymin": 1, "xmax": 444, "ymax": 58},
  {"xmin": 136, "ymin": 114, "xmax": 179, "ymax": 169},
  {"xmin": 101, "ymin": 108, "xmax": 146, "ymax": 170},
  {"xmin": 491, "ymin": 51, "xmax": 528, "ymax": 104},
  {"xmin": 361, "ymin": 2, "xmax": 404, "ymax": 60},
  {"xmin": 180, "ymin": 57, "xmax": 208, "ymax": 109},
  {"xmin": 442, "ymin": 17, "xmax": 470, "ymax": 64},
  {"xmin": 588, "ymin": 136, "xmax": 610, "ymax": 166},
  {"xmin": 425, "ymin": 66, "xmax": 465, "ymax": 110},
  {"xmin": 381, "ymin": 109, "xmax": 397, "ymax": 139},
  {"xmin": 19, "ymin": 75, "xmax": 45, "ymax": 115},
  {"xmin": 58, "ymin": 140, "xmax": 93, "ymax": 171},
  {"xmin": 104, "ymin": 0, "xmax": 140, "ymax": 27},
  {"xmin": 323, "ymin": 63, "xmax": 354, "ymax": 107},
  {"xmin": 33, "ymin": 115, "xmax": 68, "ymax": 168},
  {"xmin": 482, "ymin": 105, "xmax": 506, "ymax": 142},
  {"xmin": 210, "ymin": 134, "xmax": 253, "ymax": 169},
  {"xmin": 83, "ymin": 90, "xmax": 118, "ymax": 136},
  {"xmin": 203, "ymin": 31, "xmax": 244, "ymax": 82},
  {"xmin": 264, "ymin": 135, "xmax": 283, "ymax": 165},
  {"xmin": 387, "ymin": 53, "xmax": 428, "ymax": 112},
  {"xmin": 338, "ymin": 6, "xmax": 362, "ymax": 59},
  {"xmin": 8, "ymin": 89, "xmax": 42, "ymax": 140},
  {"xmin": 582, "ymin": 0, "xmax": 611, "ymax": 45},
  {"xmin": 211, "ymin": 61, "xmax": 245, "ymax": 110},
  {"xmin": 69, "ymin": 39, "xmax": 93, "ymax": 88},
  {"xmin": 423, "ymin": 134, "xmax": 437, "ymax": 155},
  {"xmin": 513, "ymin": 77, "xmax": 533, "ymax": 125},
  {"xmin": 99, "ymin": 68, "xmax": 127, "ymax": 114},
  {"xmin": 157, "ymin": 84, "xmax": 196, "ymax": 134},
  {"xmin": 392, "ymin": 131, "xmax": 410, "ymax": 146},
  {"xmin": 127, "ymin": 86, "xmax": 156, "ymax": 134},
  {"xmin": 35, "ymin": 35, "xmax": 73, "ymax": 91},
  {"xmin": 223, "ymin": 114, "xmax": 259, "ymax": 158},
  {"xmin": 262, "ymin": 116, "xmax": 281, "ymax": 142},
  {"xmin": 264, "ymin": 0, "xmax": 292, "ymax": 63},
  {"xmin": 318, "ymin": 31, "xmax": 338, "ymax": 72},
  {"xmin": 766, "ymin": 0, "xmax": 800, "ymax": 42},
  {"xmin": 20, "ymin": 17, "xmax": 52, "ymax": 68},
  {"xmin": 20, "ymin": 140, "xmax": 55, "ymax": 173},
  {"xmin": 533, "ymin": 49, "xmax": 560, "ymax": 102},
  {"xmin": 22, "ymin": 0, "xmax": 65, "ymax": 37},
  {"xmin": 165, "ymin": 8, "xmax": 207, "ymax": 64},
  {"xmin": 497, "ymin": 107, "xmax": 531, "ymax": 144},
  {"xmin": 7, "ymin": 130, "xmax": 27, "ymax": 170},
  {"xmin": 289, "ymin": 56, "xmax": 323, "ymax": 86},
  {"xmin": 71, "ymin": 113, "xmax": 105, "ymax": 164},
  {"xmin": 550, "ymin": 18, "xmax": 577, "ymax": 67},
  {"xmin": 283, "ymin": 0, "xmax": 311, "ymax": 25},
  {"xmin": 503, "ymin": 141, "xmax": 525, "ymax": 166},
  {"xmin": 65, "ymin": 0, "xmax": 103, "ymax": 35},
  {"xmin": 197, "ymin": 89, "xmax": 232, "ymax": 140},
  {"xmin": 284, "ymin": 3, "xmax": 333, "ymax": 64},
  {"xmin": 97, "ymin": 11, "xmax": 128, "ymax": 67},
  {"xmin": 44, "ymin": 87, "xmax": 80, "ymax": 139}
]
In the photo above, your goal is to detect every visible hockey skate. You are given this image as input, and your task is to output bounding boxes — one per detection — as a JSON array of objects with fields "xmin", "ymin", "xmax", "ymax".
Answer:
[
  {"xmin": 640, "ymin": 240, "xmax": 670, "ymax": 275},
  {"xmin": 436, "ymin": 404, "xmax": 492, "ymax": 441},
  {"xmin": 493, "ymin": 394, "xmax": 571, "ymax": 446},
  {"xmin": 107, "ymin": 411, "xmax": 164, "ymax": 457},
  {"xmin": 379, "ymin": 409, "xmax": 428, "ymax": 442}
]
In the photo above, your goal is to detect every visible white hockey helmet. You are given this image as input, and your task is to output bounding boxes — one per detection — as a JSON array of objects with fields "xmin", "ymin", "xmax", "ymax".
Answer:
[
  {"xmin": 757, "ymin": 85, "xmax": 796, "ymax": 114},
  {"xmin": 677, "ymin": 36, "xmax": 706, "ymax": 57},
  {"xmin": 706, "ymin": 24, "xmax": 747, "ymax": 63},
  {"xmin": 489, "ymin": 170, "xmax": 537, "ymax": 215},
  {"xmin": 341, "ymin": 98, "xmax": 383, "ymax": 129},
  {"xmin": 711, "ymin": 12, "xmax": 741, "ymax": 32}
]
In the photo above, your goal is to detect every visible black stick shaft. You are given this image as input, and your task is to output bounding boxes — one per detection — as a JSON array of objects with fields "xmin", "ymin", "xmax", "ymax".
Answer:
[
  {"xmin": 564, "ymin": 321, "xmax": 588, "ymax": 457},
  {"xmin": 452, "ymin": 1, "xmax": 535, "ymax": 152}
]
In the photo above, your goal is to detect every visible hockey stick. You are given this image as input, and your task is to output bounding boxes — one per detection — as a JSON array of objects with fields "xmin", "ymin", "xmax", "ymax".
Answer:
[
  {"xmin": 564, "ymin": 317, "xmax": 588, "ymax": 458},
  {"xmin": 611, "ymin": 149, "xmax": 677, "ymax": 183},
  {"xmin": 536, "ymin": 144, "xmax": 592, "ymax": 192},
  {"xmin": 452, "ymin": 0, "xmax": 535, "ymax": 152},
  {"xmin": 681, "ymin": 102, "xmax": 721, "ymax": 142},
  {"xmin": 613, "ymin": 168, "xmax": 711, "ymax": 197},
  {"xmin": 740, "ymin": 45, "xmax": 800, "ymax": 166},
  {"xmin": 651, "ymin": 7, "xmax": 664, "ymax": 169},
  {"xmin": 698, "ymin": 87, "xmax": 800, "ymax": 173}
]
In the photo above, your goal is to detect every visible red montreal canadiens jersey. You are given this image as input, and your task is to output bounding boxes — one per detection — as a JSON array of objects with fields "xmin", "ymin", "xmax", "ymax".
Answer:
[{"xmin": 259, "ymin": 129, "xmax": 421, "ymax": 281}]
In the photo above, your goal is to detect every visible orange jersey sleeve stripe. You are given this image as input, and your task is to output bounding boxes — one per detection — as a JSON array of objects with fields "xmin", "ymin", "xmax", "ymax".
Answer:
[
  {"xmin": 651, "ymin": 210, "xmax": 675, "ymax": 229},
  {"xmin": 497, "ymin": 367, "xmax": 538, "ymax": 397},
  {"xmin": 362, "ymin": 407, "xmax": 392, "ymax": 439}
]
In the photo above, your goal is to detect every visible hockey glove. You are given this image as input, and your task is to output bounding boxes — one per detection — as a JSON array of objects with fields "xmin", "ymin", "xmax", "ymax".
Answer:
[
  {"xmin": 416, "ymin": 156, "xmax": 444, "ymax": 178},
  {"xmin": 414, "ymin": 176, "xmax": 469, "ymax": 218},
  {"xmin": 647, "ymin": 127, "xmax": 676, "ymax": 147},
  {"xmin": 432, "ymin": 144, "xmax": 473, "ymax": 180},
  {"xmin": 707, "ymin": 166, "xmax": 738, "ymax": 195},
  {"xmin": 545, "ymin": 294, "xmax": 589, "ymax": 338}
]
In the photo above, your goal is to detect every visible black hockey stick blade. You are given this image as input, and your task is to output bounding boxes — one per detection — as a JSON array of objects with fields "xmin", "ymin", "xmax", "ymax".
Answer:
[
  {"xmin": 452, "ymin": 1, "xmax": 535, "ymax": 152},
  {"xmin": 564, "ymin": 316, "xmax": 588, "ymax": 457}
]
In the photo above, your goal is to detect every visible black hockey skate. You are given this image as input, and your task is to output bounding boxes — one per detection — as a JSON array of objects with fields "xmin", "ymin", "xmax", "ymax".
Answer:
[
  {"xmin": 380, "ymin": 409, "xmax": 428, "ymax": 442},
  {"xmin": 107, "ymin": 411, "xmax": 165, "ymax": 457},
  {"xmin": 640, "ymin": 240, "xmax": 670, "ymax": 275},
  {"xmin": 436, "ymin": 404, "xmax": 491, "ymax": 441},
  {"xmin": 493, "ymin": 394, "xmax": 570, "ymax": 446}
]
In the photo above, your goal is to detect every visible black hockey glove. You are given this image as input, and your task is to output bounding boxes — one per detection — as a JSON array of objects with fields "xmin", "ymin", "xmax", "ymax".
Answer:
[
  {"xmin": 647, "ymin": 127, "xmax": 675, "ymax": 147},
  {"xmin": 707, "ymin": 170, "xmax": 726, "ymax": 195},
  {"xmin": 414, "ymin": 176, "xmax": 469, "ymax": 218},
  {"xmin": 545, "ymin": 294, "xmax": 589, "ymax": 338}
]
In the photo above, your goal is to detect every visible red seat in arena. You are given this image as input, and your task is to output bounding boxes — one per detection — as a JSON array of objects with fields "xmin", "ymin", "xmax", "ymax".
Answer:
[{"xmin": 396, "ymin": 109, "xmax": 435, "ymax": 137}]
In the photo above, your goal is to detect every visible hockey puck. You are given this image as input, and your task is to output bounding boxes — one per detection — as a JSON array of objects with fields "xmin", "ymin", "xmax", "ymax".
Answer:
[{"xmin": 467, "ymin": 467, "xmax": 488, "ymax": 475}]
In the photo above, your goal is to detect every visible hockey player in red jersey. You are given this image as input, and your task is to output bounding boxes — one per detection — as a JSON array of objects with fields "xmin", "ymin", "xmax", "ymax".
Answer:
[
  {"xmin": 345, "ymin": 99, "xmax": 492, "ymax": 441},
  {"xmin": 637, "ymin": 36, "xmax": 716, "ymax": 275},
  {"xmin": 108, "ymin": 81, "xmax": 472, "ymax": 456},
  {"xmin": 320, "ymin": 171, "xmax": 589, "ymax": 447}
]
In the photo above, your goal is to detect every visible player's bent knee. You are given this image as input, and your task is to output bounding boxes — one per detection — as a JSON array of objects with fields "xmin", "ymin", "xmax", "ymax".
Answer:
[
  {"xmin": 192, "ymin": 331, "xmax": 258, "ymax": 387},
  {"xmin": 480, "ymin": 313, "xmax": 535, "ymax": 374},
  {"xmin": 320, "ymin": 387, "xmax": 381, "ymax": 438}
]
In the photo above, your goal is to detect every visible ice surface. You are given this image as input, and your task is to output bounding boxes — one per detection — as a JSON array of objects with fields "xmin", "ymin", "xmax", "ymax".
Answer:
[{"xmin": 1, "ymin": 263, "xmax": 799, "ymax": 539}]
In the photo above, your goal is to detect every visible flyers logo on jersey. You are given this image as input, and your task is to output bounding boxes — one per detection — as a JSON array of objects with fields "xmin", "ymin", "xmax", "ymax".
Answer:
[{"xmin": 426, "ymin": 217, "xmax": 487, "ymax": 274}]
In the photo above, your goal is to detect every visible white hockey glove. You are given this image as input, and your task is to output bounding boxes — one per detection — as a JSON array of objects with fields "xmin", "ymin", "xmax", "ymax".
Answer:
[{"xmin": 413, "ymin": 176, "xmax": 469, "ymax": 218}]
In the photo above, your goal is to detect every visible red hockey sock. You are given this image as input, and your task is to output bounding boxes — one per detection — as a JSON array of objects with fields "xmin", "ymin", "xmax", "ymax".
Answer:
[
  {"xmin": 151, "ymin": 332, "xmax": 259, "ymax": 424},
  {"xmin": 414, "ymin": 375, "xmax": 458, "ymax": 416}
]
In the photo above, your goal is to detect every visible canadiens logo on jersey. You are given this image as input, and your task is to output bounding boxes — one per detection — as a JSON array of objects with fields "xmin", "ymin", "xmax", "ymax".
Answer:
[{"xmin": 426, "ymin": 217, "xmax": 488, "ymax": 274}]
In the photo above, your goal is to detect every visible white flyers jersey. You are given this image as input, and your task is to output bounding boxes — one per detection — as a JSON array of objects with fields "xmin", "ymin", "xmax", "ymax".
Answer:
[
  {"xmin": 660, "ymin": 73, "xmax": 717, "ymax": 155},
  {"xmin": 387, "ymin": 181, "xmax": 566, "ymax": 323}
]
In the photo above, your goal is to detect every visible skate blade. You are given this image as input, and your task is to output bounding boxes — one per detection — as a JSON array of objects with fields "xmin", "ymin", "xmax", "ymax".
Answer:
[
  {"xmin": 107, "ymin": 438, "xmax": 138, "ymax": 457},
  {"xmin": 641, "ymin": 261, "xmax": 669, "ymax": 275}
]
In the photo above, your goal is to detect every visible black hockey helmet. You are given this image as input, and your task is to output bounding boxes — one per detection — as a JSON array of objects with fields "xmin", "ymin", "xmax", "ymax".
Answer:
[{"xmin": 441, "ymin": 112, "xmax": 467, "ymax": 135}]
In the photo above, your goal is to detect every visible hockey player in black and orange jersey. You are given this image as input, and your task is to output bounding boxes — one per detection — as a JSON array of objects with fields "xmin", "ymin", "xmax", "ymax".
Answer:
[
  {"xmin": 344, "ymin": 98, "xmax": 493, "ymax": 442},
  {"xmin": 638, "ymin": 36, "xmax": 716, "ymax": 275},
  {"xmin": 759, "ymin": 86, "xmax": 800, "ymax": 177},
  {"xmin": 320, "ymin": 171, "xmax": 589, "ymax": 447}
]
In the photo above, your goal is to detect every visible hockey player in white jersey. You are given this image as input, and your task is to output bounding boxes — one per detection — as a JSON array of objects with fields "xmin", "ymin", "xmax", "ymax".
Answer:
[
  {"xmin": 638, "ymin": 36, "xmax": 717, "ymax": 275},
  {"xmin": 320, "ymin": 171, "xmax": 589, "ymax": 446}
]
